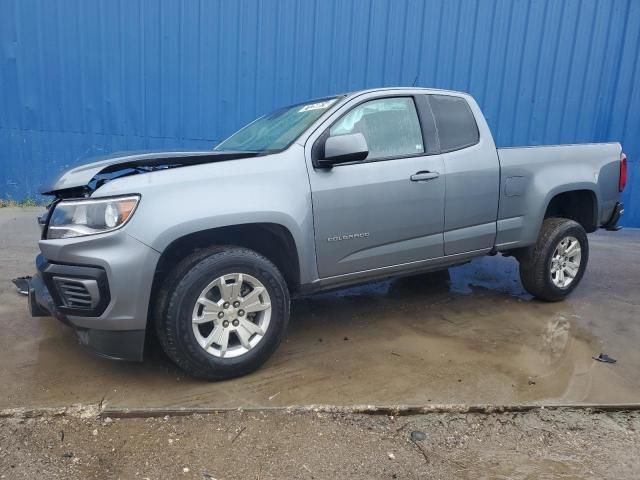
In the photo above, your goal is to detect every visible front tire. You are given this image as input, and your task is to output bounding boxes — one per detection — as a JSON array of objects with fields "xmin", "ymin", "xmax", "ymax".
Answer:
[
  {"xmin": 155, "ymin": 247, "xmax": 290, "ymax": 380},
  {"xmin": 518, "ymin": 218, "xmax": 589, "ymax": 302}
]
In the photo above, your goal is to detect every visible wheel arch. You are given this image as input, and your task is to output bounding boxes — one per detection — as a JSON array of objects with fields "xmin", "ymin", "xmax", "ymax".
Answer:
[
  {"xmin": 149, "ymin": 222, "xmax": 301, "ymax": 318},
  {"xmin": 542, "ymin": 187, "xmax": 599, "ymax": 233}
]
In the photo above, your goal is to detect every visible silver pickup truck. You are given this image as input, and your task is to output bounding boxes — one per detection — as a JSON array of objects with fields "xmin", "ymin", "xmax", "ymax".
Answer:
[{"xmin": 29, "ymin": 87, "xmax": 627, "ymax": 380}]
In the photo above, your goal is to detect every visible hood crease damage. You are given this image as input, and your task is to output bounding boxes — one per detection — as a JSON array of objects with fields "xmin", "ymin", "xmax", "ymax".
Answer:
[{"xmin": 42, "ymin": 150, "xmax": 264, "ymax": 198}]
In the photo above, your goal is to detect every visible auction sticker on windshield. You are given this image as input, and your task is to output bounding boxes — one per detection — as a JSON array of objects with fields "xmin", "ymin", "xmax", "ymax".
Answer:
[{"xmin": 298, "ymin": 99, "xmax": 337, "ymax": 112}]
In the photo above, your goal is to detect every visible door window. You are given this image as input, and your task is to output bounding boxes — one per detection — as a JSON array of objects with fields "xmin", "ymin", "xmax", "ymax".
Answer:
[{"xmin": 329, "ymin": 97, "xmax": 424, "ymax": 160}]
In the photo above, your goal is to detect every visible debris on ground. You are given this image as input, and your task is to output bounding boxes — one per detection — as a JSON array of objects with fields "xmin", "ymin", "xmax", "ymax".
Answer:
[
  {"xmin": 0, "ymin": 409, "xmax": 639, "ymax": 478},
  {"xmin": 231, "ymin": 426, "xmax": 246, "ymax": 443},
  {"xmin": 593, "ymin": 353, "xmax": 617, "ymax": 364},
  {"xmin": 11, "ymin": 276, "xmax": 31, "ymax": 295}
]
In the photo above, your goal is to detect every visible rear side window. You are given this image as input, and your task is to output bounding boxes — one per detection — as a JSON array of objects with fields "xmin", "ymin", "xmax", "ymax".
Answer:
[{"xmin": 429, "ymin": 95, "xmax": 479, "ymax": 152}]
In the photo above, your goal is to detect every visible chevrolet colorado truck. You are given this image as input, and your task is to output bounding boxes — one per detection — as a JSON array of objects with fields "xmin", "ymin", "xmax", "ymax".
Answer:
[{"xmin": 29, "ymin": 87, "xmax": 627, "ymax": 380}]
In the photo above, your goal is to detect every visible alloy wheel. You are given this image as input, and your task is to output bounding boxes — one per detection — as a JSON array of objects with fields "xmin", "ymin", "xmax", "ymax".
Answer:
[
  {"xmin": 550, "ymin": 236, "xmax": 582, "ymax": 288},
  {"xmin": 191, "ymin": 273, "xmax": 271, "ymax": 358}
]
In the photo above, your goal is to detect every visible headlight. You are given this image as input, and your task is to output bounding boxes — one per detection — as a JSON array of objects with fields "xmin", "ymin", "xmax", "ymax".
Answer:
[{"xmin": 47, "ymin": 195, "xmax": 140, "ymax": 239}]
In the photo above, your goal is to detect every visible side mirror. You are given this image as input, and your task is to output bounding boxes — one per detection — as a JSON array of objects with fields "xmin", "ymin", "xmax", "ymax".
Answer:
[{"xmin": 316, "ymin": 133, "xmax": 369, "ymax": 167}]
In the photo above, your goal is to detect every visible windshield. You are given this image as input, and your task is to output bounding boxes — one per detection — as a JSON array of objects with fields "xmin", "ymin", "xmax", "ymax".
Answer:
[{"xmin": 214, "ymin": 97, "xmax": 341, "ymax": 152}]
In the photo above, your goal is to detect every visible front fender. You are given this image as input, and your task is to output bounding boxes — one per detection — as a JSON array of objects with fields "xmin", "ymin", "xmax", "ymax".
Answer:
[{"xmin": 93, "ymin": 147, "xmax": 319, "ymax": 284}]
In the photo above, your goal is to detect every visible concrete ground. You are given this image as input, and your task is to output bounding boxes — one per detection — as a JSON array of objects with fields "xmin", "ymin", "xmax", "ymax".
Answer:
[{"xmin": 1, "ymin": 207, "xmax": 639, "ymax": 410}]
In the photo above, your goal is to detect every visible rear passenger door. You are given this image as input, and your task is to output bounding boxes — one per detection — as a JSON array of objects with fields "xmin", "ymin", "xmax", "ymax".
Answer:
[{"xmin": 428, "ymin": 94, "xmax": 500, "ymax": 255}]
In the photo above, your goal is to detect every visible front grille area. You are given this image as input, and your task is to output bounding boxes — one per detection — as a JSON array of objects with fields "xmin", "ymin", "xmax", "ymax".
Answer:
[{"xmin": 53, "ymin": 277, "xmax": 99, "ymax": 310}]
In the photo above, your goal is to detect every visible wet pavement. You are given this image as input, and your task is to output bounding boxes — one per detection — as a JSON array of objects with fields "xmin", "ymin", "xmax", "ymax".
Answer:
[{"xmin": 1, "ymin": 208, "xmax": 639, "ymax": 410}]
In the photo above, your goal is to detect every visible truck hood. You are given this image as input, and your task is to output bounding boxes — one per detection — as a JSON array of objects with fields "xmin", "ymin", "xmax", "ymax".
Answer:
[{"xmin": 41, "ymin": 150, "xmax": 263, "ymax": 196}]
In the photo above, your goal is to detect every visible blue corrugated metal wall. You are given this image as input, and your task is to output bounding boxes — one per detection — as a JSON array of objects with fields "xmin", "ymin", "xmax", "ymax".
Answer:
[{"xmin": 1, "ymin": 0, "xmax": 638, "ymax": 225}]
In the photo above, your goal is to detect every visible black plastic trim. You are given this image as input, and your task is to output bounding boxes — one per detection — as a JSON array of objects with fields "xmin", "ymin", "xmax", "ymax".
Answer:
[
  {"xmin": 415, "ymin": 94, "xmax": 440, "ymax": 155},
  {"xmin": 75, "ymin": 328, "xmax": 145, "ymax": 361},
  {"xmin": 36, "ymin": 255, "xmax": 111, "ymax": 317},
  {"xmin": 603, "ymin": 202, "xmax": 624, "ymax": 231},
  {"xmin": 29, "ymin": 274, "xmax": 55, "ymax": 318},
  {"xmin": 40, "ymin": 199, "xmax": 60, "ymax": 240}
]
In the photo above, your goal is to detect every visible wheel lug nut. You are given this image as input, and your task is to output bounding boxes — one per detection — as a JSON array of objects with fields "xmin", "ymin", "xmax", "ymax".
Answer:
[
  {"xmin": 223, "ymin": 302, "xmax": 230, "ymax": 309},
  {"xmin": 222, "ymin": 320, "xmax": 229, "ymax": 328},
  {"xmin": 232, "ymin": 319, "xmax": 239, "ymax": 327},
  {"xmin": 238, "ymin": 309, "xmax": 245, "ymax": 317},
  {"xmin": 218, "ymin": 311, "xmax": 224, "ymax": 319},
  {"xmin": 233, "ymin": 301, "xmax": 240, "ymax": 308}
]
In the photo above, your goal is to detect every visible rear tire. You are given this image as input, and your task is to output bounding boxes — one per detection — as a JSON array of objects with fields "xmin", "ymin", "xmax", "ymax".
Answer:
[
  {"xmin": 518, "ymin": 218, "xmax": 589, "ymax": 302},
  {"xmin": 154, "ymin": 246, "xmax": 290, "ymax": 380}
]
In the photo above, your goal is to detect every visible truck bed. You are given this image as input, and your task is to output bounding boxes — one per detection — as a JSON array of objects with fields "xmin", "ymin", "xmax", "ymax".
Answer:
[{"xmin": 494, "ymin": 142, "xmax": 622, "ymax": 250}]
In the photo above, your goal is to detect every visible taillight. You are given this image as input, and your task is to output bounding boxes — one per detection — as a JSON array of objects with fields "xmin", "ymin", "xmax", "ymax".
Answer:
[{"xmin": 619, "ymin": 153, "xmax": 627, "ymax": 192}]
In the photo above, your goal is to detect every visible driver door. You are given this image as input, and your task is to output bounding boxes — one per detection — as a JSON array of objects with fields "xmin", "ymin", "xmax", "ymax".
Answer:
[{"xmin": 306, "ymin": 95, "xmax": 446, "ymax": 278}]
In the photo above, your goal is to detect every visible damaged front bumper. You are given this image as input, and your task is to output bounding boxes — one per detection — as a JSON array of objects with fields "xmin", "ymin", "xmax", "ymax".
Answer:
[
  {"xmin": 29, "ymin": 255, "xmax": 146, "ymax": 361},
  {"xmin": 28, "ymin": 223, "xmax": 160, "ymax": 361}
]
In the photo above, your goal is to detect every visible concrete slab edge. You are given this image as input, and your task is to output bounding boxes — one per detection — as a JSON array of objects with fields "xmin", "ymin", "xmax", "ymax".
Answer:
[
  {"xmin": 0, "ymin": 403, "xmax": 102, "ymax": 419},
  {"xmin": 3, "ymin": 403, "xmax": 640, "ymax": 419}
]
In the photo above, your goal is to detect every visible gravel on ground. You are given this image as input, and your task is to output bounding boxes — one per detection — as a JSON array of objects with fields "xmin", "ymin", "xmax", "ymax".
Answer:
[{"xmin": 1, "ymin": 409, "xmax": 638, "ymax": 479}]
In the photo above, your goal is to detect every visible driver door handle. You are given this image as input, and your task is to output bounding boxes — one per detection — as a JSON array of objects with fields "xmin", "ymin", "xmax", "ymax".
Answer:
[{"xmin": 410, "ymin": 171, "xmax": 440, "ymax": 182}]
